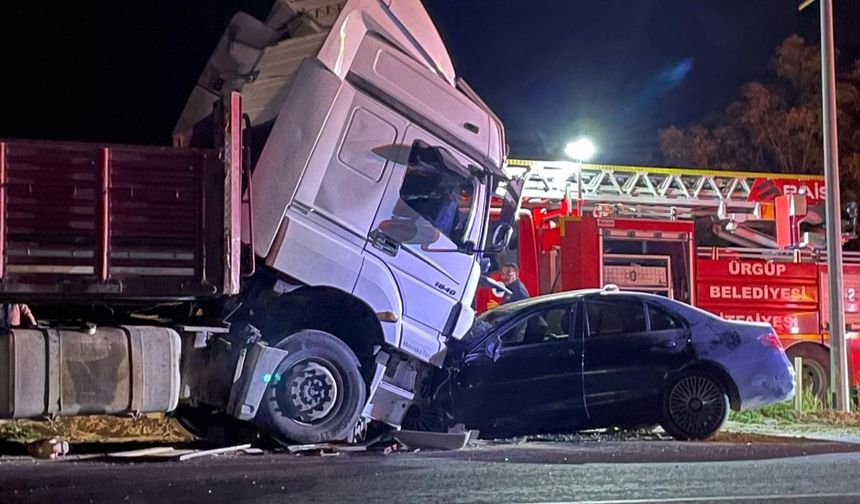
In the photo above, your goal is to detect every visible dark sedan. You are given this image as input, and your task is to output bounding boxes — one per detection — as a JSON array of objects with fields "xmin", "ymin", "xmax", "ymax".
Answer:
[{"xmin": 410, "ymin": 286, "xmax": 795, "ymax": 440}]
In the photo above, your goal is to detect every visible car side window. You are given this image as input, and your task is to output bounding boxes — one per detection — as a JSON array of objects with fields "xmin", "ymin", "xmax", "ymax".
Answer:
[
  {"xmin": 499, "ymin": 306, "xmax": 573, "ymax": 347},
  {"xmin": 648, "ymin": 304, "xmax": 683, "ymax": 331},
  {"xmin": 586, "ymin": 298, "xmax": 646, "ymax": 337}
]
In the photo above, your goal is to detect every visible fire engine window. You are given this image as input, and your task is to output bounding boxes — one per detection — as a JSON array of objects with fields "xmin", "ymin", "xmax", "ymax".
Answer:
[
  {"xmin": 586, "ymin": 298, "xmax": 646, "ymax": 336},
  {"xmin": 400, "ymin": 142, "xmax": 475, "ymax": 247},
  {"xmin": 500, "ymin": 306, "xmax": 572, "ymax": 346},
  {"xmin": 648, "ymin": 304, "xmax": 682, "ymax": 331}
]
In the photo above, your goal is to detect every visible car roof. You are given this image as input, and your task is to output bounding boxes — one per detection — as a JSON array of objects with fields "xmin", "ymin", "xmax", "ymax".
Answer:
[
  {"xmin": 498, "ymin": 288, "xmax": 676, "ymax": 311},
  {"xmin": 495, "ymin": 289, "xmax": 601, "ymax": 311}
]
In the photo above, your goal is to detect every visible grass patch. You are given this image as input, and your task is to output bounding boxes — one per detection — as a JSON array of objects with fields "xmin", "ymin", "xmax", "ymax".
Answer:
[
  {"xmin": 0, "ymin": 415, "xmax": 191, "ymax": 444},
  {"xmin": 729, "ymin": 387, "xmax": 860, "ymax": 428}
]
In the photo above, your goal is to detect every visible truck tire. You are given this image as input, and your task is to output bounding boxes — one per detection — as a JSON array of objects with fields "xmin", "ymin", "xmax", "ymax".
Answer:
[
  {"xmin": 257, "ymin": 329, "xmax": 366, "ymax": 445},
  {"xmin": 786, "ymin": 344, "xmax": 830, "ymax": 400},
  {"xmin": 660, "ymin": 369, "xmax": 729, "ymax": 441}
]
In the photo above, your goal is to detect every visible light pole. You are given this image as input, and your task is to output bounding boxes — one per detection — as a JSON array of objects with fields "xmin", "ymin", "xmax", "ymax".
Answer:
[
  {"xmin": 564, "ymin": 137, "xmax": 597, "ymax": 217},
  {"xmin": 800, "ymin": 0, "xmax": 850, "ymax": 412},
  {"xmin": 564, "ymin": 137, "xmax": 597, "ymax": 162}
]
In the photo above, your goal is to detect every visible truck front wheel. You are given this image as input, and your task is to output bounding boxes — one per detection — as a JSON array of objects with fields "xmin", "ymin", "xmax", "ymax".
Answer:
[{"xmin": 257, "ymin": 330, "xmax": 366, "ymax": 445}]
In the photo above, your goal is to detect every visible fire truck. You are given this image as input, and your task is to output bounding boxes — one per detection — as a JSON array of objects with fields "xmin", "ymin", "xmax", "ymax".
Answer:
[{"xmin": 478, "ymin": 158, "xmax": 860, "ymax": 398}]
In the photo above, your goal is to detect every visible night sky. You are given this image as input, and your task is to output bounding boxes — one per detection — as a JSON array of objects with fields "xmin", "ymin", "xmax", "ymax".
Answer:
[{"xmin": 3, "ymin": 1, "xmax": 859, "ymax": 165}]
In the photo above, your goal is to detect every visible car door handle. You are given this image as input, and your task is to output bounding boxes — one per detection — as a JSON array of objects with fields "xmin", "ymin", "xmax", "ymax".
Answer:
[
  {"xmin": 653, "ymin": 340, "xmax": 677, "ymax": 349},
  {"xmin": 567, "ymin": 348, "xmax": 577, "ymax": 356}
]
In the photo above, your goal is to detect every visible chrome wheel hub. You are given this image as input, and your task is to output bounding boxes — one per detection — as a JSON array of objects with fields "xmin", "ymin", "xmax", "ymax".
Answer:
[
  {"xmin": 668, "ymin": 375, "xmax": 725, "ymax": 436},
  {"xmin": 286, "ymin": 361, "xmax": 338, "ymax": 423}
]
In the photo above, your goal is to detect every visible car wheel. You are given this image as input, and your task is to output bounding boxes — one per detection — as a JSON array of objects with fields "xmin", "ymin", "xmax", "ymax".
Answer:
[
  {"xmin": 660, "ymin": 369, "xmax": 729, "ymax": 441},
  {"xmin": 786, "ymin": 344, "xmax": 830, "ymax": 400},
  {"xmin": 257, "ymin": 330, "xmax": 366, "ymax": 445}
]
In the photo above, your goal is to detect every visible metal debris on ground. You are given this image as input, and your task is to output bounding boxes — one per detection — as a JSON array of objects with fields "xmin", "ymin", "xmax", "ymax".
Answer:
[
  {"xmin": 106, "ymin": 443, "xmax": 252, "ymax": 462},
  {"xmin": 392, "ymin": 429, "xmax": 475, "ymax": 451},
  {"xmin": 283, "ymin": 429, "xmax": 476, "ymax": 455},
  {"xmin": 285, "ymin": 432, "xmax": 391, "ymax": 455}
]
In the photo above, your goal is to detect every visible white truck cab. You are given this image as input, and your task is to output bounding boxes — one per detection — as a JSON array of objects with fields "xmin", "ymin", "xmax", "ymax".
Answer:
[{"xmin": 175, "ymin": 0, "xmax": 519, "ymax": 441}]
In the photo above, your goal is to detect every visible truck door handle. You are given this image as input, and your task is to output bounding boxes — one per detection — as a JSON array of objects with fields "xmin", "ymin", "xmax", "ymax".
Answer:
[
  {"xmin": 369, "ymin": 230, "xmax": 400, "ymax": 257},
  {"xmin": 653, "ymin": 340, "xmax": 677, "ymax": 349}
]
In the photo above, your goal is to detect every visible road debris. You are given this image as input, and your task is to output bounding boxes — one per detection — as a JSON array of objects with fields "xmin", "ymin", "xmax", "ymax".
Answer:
[
  {"xmin": 393, "ymin": 429, "xmax": 475, "ymax": 451},
  {"xmin": 105, "ymin": 443, "xmax": 252, "ymax": 461},
  {"xmin": 382, "ymin": 443, "xmax": 401, "ymax": 455},
  {"xmin": 27, "ymin": 437, "xmax": 70, "ymax": 459}
]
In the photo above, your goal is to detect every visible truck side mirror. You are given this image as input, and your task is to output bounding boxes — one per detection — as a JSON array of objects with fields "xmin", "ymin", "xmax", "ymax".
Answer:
[{"xmin": 486, "ymin": 223, "xmax": 513, "ymax": 255}]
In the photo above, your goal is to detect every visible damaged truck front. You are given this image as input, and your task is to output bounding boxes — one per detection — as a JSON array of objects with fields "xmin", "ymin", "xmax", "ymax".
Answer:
[{"xmin": 0, "ymin": 0, "xmax": 518, "ymax": 445}]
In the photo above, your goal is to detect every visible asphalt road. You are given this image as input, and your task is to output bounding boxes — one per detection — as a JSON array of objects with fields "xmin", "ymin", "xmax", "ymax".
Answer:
[{"xmin": 1, "ymin": 438, "xmax": 859, "ymax": 504}]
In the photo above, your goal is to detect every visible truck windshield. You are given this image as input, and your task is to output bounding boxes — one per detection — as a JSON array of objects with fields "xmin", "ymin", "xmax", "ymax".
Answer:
[{"xmin": 400, "ymin": 141, "xmax": 476, "ymax": 248}]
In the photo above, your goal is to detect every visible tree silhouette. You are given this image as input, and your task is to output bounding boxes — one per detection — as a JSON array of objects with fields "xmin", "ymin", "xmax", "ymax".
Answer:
[{"xmin": 658, "ymin": 35, "xmax": 860, "ymax": 201}]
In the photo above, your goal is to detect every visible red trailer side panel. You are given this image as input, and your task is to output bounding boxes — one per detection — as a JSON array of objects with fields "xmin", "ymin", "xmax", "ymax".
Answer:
[{"xmin": 0, "ymin": 139, "xmax": 229, "ymax": 300}]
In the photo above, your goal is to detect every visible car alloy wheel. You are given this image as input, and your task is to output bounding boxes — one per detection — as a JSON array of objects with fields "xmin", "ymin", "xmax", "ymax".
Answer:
[{"xmin": 661, "ymin": 370, "xmax": 729, "ymax": 440}]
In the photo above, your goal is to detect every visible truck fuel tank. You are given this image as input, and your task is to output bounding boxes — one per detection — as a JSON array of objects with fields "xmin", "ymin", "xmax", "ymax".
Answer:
[{"xmin": 0, "ymin": 326, "xmax": 181, "ymax": 419}]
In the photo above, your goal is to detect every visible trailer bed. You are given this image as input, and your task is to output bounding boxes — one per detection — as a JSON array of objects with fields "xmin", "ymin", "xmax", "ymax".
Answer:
[{"xmin": 0, "ymin": 139, "xmax": 234, "ymax": 300}]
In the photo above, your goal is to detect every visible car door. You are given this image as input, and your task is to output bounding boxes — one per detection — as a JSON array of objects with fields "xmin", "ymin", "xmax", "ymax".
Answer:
[
  {"xmin": 454, "ymin": 303, "xmax": 584, "ymax": 434},
  {"xmin": 362, "ymin": 126, "xmax": 485, "ymax": 361},
  {"xmin": 582, "ymin": 295, "xmax": 691, "ymax": 420}
]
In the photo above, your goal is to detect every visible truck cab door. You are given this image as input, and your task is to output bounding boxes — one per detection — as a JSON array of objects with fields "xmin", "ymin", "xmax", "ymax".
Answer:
[{"xmin": 363, "ymin": 126, "xmax": 485, "ymax": 364}]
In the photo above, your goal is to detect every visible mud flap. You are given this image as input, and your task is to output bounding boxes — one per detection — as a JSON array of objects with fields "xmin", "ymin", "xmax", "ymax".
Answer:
[{"xmin": 227, "ymin": 342, "xmax": 289, "ymax": 421}]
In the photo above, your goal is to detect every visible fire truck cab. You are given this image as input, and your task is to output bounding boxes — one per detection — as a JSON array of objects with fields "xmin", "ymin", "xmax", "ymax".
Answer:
[{"xmin": 479, "ymin": 159, "xmax": 860, "ymax": 398}]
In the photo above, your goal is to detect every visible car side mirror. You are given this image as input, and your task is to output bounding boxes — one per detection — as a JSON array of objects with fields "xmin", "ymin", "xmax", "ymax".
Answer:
[{"xmin": 485, "ymin": 335, "xmax": 503, "ymax": 362}]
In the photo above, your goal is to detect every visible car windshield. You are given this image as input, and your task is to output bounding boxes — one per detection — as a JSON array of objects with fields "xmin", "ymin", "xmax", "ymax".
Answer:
[
  {"xmin": 466, "ymin": 292, "xmax": 583, "ymax": 342},
  {"xmin": 464, "ymin": 304, "xmax": 520, "ymax": 342}
]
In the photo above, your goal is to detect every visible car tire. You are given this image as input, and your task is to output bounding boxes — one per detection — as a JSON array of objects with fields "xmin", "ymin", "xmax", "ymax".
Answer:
[
  {"xmin": 785, "ymin": 344, "xmax": 830, "ymax": 400},
  {"xmin": 256, "ymin": 330, "xmax": 366, "ymax": 445},
  {"xmin": 660, "ymin": 369, "xmax": 730, "ymax": 441}
]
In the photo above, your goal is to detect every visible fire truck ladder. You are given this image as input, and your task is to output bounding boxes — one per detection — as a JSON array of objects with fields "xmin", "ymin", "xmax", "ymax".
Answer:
[{"xmin": 505, "ymin": 159, "xmax": 824, "ymax": 211}]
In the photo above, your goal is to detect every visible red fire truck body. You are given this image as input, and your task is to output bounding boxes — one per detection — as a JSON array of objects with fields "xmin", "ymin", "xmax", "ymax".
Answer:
[{"xmin": 479, "ymin": 159, "xmax": 860, "ymax": 394}]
